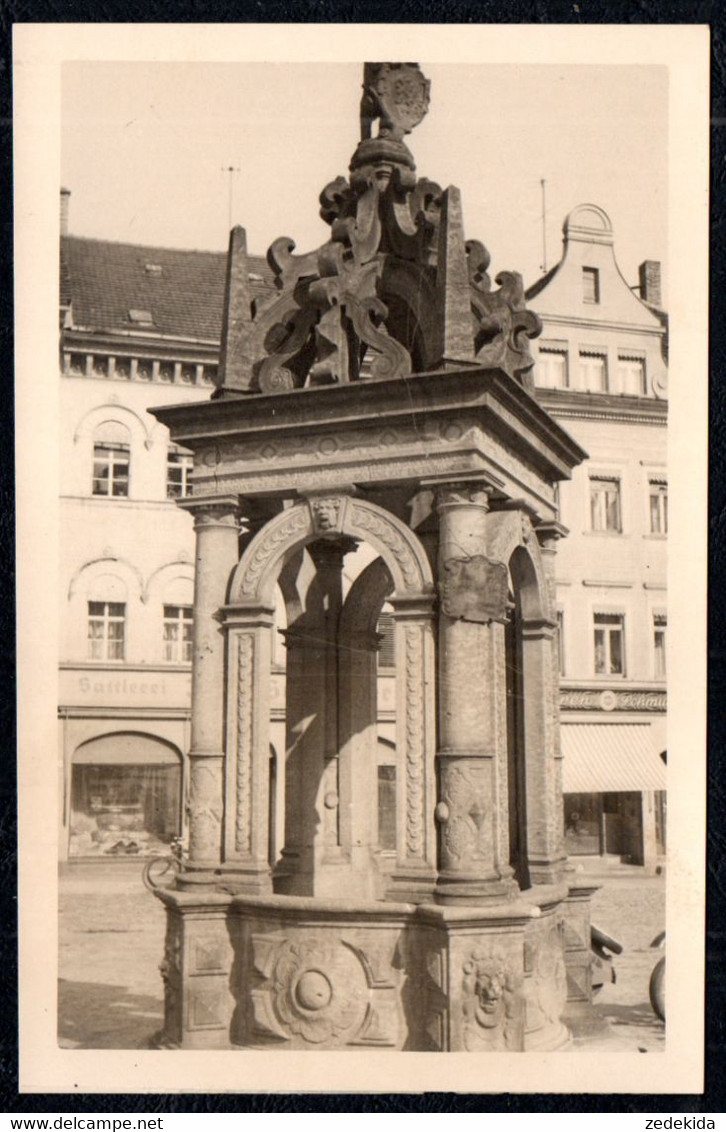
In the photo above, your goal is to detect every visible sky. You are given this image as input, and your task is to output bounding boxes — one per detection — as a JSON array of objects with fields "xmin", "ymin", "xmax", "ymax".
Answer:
[{"xmin": 61, "ymin": 61, "xmax": 668, "ymax": 295}]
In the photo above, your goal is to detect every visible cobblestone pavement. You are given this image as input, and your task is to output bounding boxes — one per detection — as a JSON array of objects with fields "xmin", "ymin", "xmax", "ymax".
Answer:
[{"xmin": 58, "ymin": 859, "xmax": 665, "ymax": 1052}]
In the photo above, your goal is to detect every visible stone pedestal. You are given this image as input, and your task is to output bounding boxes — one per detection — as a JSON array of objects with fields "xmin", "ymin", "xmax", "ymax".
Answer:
[{"xmin": 155, "ymin": 887, "xmax": 572, "ymax": 1052}]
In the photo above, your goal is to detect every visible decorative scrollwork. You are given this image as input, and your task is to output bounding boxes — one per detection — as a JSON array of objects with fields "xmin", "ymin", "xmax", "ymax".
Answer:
[
  {"xmin": 404, "ymin": 626, "xmax": 425, "ymax": 858},
  {"xmin": 235, "ymin": 634, "xmax": 254, "ymax": 855}
]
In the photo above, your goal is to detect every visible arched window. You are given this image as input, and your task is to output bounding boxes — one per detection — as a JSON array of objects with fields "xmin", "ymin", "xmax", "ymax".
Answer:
[{"xmin": 92, "ymin": 421, "xmax": 131, "ymax": 498}]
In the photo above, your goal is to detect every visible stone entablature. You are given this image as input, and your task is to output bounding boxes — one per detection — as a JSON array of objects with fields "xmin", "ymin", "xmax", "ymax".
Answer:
[
  {"xmin": 62, "ymin": 348, "xmax": 217, "ymax": 388},
  {"xmin": 154, "ymin": 367, "xmax": 585, "ymax": 524}
]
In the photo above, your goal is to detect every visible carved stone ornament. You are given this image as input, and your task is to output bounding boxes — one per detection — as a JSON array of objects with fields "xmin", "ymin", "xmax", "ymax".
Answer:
[
  {"xmin": 440, "ymin": 554, "xmax": 509, "ymax": 624},
  {"xmin": 308, "ymin": 494, "xmax": 345, "ymax": 534},
  {"xmin": 462, "ymin": 948, "xmax": 520, "ymax": 1052},
  {"xmin": 360, "ymin": 63, "xmax": 431, "ymax": 143},
  {"xmin": 249, "ymin": 935, "xmax": 368, "ymax": 1045},
  {"xmin": 216, "ymin": 63, "xmax": 542, "ymax": 394},
  {"xmin": 438, "ymin": 762, "xmax": 490, "ymax": 866}
]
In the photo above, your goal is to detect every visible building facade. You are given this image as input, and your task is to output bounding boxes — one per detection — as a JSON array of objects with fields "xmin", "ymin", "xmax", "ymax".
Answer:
[
  {"xmin": 527, "ymin": 204, "xmax": 668, "ymax": 868},
  {"xmin": 58, "ymin": 196, "xmax": 667, "ymax": 870}
]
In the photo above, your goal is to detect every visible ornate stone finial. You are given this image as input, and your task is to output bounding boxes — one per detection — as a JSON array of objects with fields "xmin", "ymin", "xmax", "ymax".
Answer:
[
  {"xmin": 214, "ymin": 63, "xmax": 542, "ymax": 394},
  {"xmin": 359, "ymin": 63, "xmax": 431, "ymax": 143}
]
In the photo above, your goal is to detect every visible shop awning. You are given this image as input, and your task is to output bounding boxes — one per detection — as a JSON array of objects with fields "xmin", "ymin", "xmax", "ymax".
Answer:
[{"xmin": 560, "ymin": 723, "xmax": 666, "ymax": 793}]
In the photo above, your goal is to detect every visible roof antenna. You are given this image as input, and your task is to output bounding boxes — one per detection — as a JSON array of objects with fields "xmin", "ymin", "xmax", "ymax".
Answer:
[
  {"xmin": 221, "ymin": 164, "xmax": 241, "ymax": 233},
  {"xmin": 540, "ymin": 178, "xmax": 548, "ymax": 275}
]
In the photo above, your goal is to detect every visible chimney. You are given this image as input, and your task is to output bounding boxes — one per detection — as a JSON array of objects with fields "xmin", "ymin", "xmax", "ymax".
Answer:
[
  {"xmin": 639, "ymin": 259, "xmax": 661, "ymax": 307},
  {"xmin": 60, "ymin": 187, "xmax": 71, "ymax": 236}
]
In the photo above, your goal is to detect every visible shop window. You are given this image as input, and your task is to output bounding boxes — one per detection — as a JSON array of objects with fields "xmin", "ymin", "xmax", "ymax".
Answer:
[
  {"xmin": 589, "ymin": 476, "xmax": 621, "ymax": 532},
  {"xmin": 163, "ymin": 604, "xmax": 193, "ymax": 663},
  {"xmin": 376, "ymin": 612, "xmax": 395, "ymax": 668},
  {"xmin": 653, "ymin": 613, "xmax": 667, "ymax": 678},
  {"xmin": 92, "ymin": 442, "xmax": 129, "ymax": 497},
  {"xmin": 69, "ymin": 762, "xmax": 180, "ymax": 858},
  {"xmin": 377, "ymin": 765, "xmax": 397, "ymax": 851},
  {"xmin": 166, "ymin": 448, "xmax": 193, "ymax": 500},
  {"xmin": 564, "ymin": 793, "xmax": 602, "ymax": 855},
  {"xmin": 594, "ymin": 613, "xmax": 625, "ymax": 676},
  {"xmin": 649, "ymin": 479, "xmax": 668, "ymax": 534},
  {"xmin": 88, "ymin": 601, "xmax": 126, "ymax": 661},
  {"xmin": 616, "ymin": 355, "xmax": 646, "ymax": 396},
  {"xmin": 536, "ymin": 349, "xmax": 568, "ymax": 389},
  {"xmin": 582, "ymin": 267, "xmax": 600, "ymax": 304}
]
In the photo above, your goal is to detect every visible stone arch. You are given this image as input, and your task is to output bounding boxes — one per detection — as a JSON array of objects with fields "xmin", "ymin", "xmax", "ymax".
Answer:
[
  {"xmin": 485, "ymin": 511, "xmax": 553, "ymax": 622},
  {"xmin": 144, "ymin": 560, "xmax": 195, "ymax": 604},
  {"xmin": 73, "ymin": 402, "xmax": 154, "ymax": 449},
  {"xmin": 73, "ymin": 730, "xmax": 183, "ymax": 764},
  {"xmin": 229, "ymin": 495, "xmax": 434, "ymax": 606},
  {"xmin": 68, "ymin": 555, "xmax": 144, "ymax": 602}
]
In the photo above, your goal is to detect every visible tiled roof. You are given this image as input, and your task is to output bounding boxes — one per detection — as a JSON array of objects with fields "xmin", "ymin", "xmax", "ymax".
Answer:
[{"xmin": 60, "ymin": 235, "xmax": 274, "ymax": 342}]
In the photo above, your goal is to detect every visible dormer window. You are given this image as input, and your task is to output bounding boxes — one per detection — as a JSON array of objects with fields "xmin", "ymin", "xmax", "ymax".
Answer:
[
  {"xmin": 128, "ymin": 308, "xmax": 154, "ymax": 327},
  {"xmin": 582, "ymin": 267, "xmax": 600, "ymax": 304}
]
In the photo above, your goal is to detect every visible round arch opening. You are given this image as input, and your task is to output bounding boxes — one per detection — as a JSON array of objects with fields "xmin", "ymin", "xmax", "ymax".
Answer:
[{"xmin": 70, "ymin": 732, "xmax": 182, "ymax": 859}]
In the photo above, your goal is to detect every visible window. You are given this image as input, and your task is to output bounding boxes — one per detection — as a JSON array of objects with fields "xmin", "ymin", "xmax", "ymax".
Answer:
[
  {"xmin": 92, "ymin": 443, "xmax": 129, "ymax": 497},
  {"xmin": 535, "ymin": 349, "xmax": 568, "ymax": 389},
  {"xmin": 582, "ymin": 267, "xmax": 600, "ymax": 303},
  {"xmin": 166, "ymin": 448, "xmax": 193, "ymax": 500},
  {"xmin": 594, "ymin": 613, "xmax": 625, "ymax": 676},
  {"xmin": 88, "ymin": 601, "xmax": 126, "ymax": 660},
  {"xmin": 557, "ymin": 610, "xmax": 565, "ymax": 676},
  {"xmin": 589, "ymin": 476, "xmax": 621, "ymax": 532},
  {"xmin": 163, "ymin": 605, "xmax": 193, "ymax": 663},
  {"xmin": 653, "ymin": 613, "xmax": 667, "ymax": 678},
  {"xmin": 578, "ymin": 352, "xmax": 607, "ymax": 392},
  {"xmin": 649, "ymin": 479, "xmax": 668, "ymax": 534},
  {"xmin": 376, "ymin": 612, "xmax": 395, "ymax": 668},
  {"xmin": 616, "ymin": 355, "xmax": 646, "ymax": 396}
]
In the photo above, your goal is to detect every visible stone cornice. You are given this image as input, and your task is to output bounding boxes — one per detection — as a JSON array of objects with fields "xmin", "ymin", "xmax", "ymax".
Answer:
[
  {"xmin": 535, "ymin": 312, "xmax": 665, "ymax": 337},
  {"xmin": 535, "ymin": 388, "xmax": 667, "ymax": 425},
  {"xmin": 150, "ymin": 366, "xmax": 588, "ymax": 486}
]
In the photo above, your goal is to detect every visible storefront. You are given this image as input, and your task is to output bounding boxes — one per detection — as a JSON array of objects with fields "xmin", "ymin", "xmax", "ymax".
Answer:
[
  {"xmin": 561, "ymin": 721, "xmax": 666, "ymax": 867},
  {"xmin": 69, "ymin": 732, "xmax": 182, "ymax": 858}
]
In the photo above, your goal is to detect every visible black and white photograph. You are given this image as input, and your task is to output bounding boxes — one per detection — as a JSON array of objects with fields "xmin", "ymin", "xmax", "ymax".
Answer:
[{"xmin": 14, "ymin": 23, "xmax": 708, "ymax": 1096}]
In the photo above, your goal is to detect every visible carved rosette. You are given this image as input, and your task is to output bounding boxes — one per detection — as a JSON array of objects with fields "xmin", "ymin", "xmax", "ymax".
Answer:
[
  {"xmin": 461, "ymin": 948, "xmax": 521, "ymax": 1052},
  {"xmin": 235, "ymin": 633, "xmax": 254, "ymax": 855},
  {"xmin": 249, "ymin": 936, "xmax": 369, "ymax": 1046}
]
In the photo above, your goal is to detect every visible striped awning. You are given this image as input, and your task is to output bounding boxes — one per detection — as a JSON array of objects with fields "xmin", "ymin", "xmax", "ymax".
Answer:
[{"xmin": 561, "ymin": 723, "xmax": 666, "ymax": 793}]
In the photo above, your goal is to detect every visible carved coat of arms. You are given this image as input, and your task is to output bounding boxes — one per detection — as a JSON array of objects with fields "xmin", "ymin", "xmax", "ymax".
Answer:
[{"xmin": 440, "ymin": 554, "xmax": 510, "ymax": 624}]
